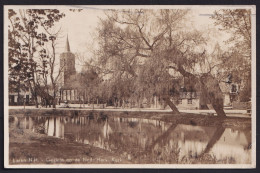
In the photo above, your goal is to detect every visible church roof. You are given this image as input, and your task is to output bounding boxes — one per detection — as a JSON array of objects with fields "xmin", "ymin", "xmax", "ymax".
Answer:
[{"xmin": 65, "ymin": 35, "xmax": 70, "ymax": 52}]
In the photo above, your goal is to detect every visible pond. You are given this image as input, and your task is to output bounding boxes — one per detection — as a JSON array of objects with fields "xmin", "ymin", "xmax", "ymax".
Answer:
[{"xmin": 9, "ymin": 115, "xmax": 251, "ymax": 164}]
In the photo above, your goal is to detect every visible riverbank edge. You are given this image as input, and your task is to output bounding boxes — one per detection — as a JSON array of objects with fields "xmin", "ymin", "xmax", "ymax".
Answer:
[{"xmin": 9, "ymin": 108, "xmax": 251, "ymax": 129}]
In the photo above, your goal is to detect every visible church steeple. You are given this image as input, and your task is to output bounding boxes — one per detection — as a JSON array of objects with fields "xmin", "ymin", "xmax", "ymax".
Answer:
[
  {"xmin": 60, "ymin": 33, "xmax": 76, "ymax": 86},
  {"xmin": 65, "ymin": 34, "xmax": 70, "ymax": 52}
]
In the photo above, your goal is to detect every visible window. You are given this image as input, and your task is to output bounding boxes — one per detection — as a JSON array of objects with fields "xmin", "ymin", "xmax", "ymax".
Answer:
[
  {"xmin": 71, "ymin": 90, "xmax": 74, "ymax": 100},
  {"xmin": 67, "ymin": 90, "xmax": 71, "ymax": 100},
  {"xmin": 231, "ymin": 84, "xmax": 238, "ymax": 93},
  {"xmin": 26, "ymin": 95, "xmax": 29, "ymax": 103},
  {"xmin": 63, "ymin": 90, "xmax": 66, "ymax": 100},
  {"xmin": 188, "ymin": 99, "xmax": 192, "ymax": 104},
  {"xmin": 178, "ymin": 99, "xmax": 182, "ymax": 104}
]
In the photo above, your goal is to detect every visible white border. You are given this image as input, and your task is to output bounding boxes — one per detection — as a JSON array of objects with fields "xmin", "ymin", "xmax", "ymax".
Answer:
[
  {"xmin": 251, "ymin": 4, "xmax": 256, "ymax": 169},
  {"xmin": 2, "ymin": 5, "xmax": 256, "ymax": 10},
  {"xmin": 4, "ymin": 4, "xmax": 9, "ymax": 169},
  {"xmin": 4, "ymin": 5, "xmax": 256, "ymax": 169}
]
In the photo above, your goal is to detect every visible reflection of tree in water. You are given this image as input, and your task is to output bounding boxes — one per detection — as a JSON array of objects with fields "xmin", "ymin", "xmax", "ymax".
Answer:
[
  {"xmin": 15, "ymin": 116, "xmax": 47, "ymax": 134},
  {"xmin": 128, "ymin": 121, "xmax": 139, "ymax": 128},
  {"xmin": 146, "ymin": 124, "xmax": 177, "ymax": 152},
  {"xmin": 197, "ymin": 124, "xmax": 251, "ymax": 163},
  {"xmin": 12, "ymin": 115, "xmax": 251, "ymax": 164},
  {"xmin": 134, "ymin": 123, "xmax": 214, "ymax": 163},
  {"xmin": 61, "ymin": 117, "xmax": 171, "ymax": 160},
  {"xmin": 66, "ymin": 117, "xmax": 107, "ymax": 144},
  {"xmin": 104, "ymin": 119, "xmax": 165, "ymax": 160},
  {"xmin": 51, "ymin": 116, "xmax": 251, "ymax": 164},
  {"xmin": 134, "ymin": 120, "xmax": 251, "ymax": 164},
  {"xmin": 243, "ymin": 127, "xmax": 252, "ymax": 150},
  {"xmin": 138, "ymin": 124, "xmax": 179, "ymax": 163},
  {"xmin": 199, "ymin": 125, "xmax": 225, "ymax": 156}
]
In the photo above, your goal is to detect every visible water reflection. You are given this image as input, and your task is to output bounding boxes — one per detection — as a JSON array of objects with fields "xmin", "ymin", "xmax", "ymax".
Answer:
[
  {"xmin": 44, "ymin": 117, "xmax": 65, "ymax": 138},
  {"xmin": 10, "ymin": 115, "xmax": 251, "ymax": 164}
]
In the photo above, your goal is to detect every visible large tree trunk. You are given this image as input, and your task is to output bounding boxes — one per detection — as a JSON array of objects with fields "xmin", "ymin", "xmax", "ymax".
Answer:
[
  {"xmin": 34, "ymin": 92, "xmax": 39, "ymax": 108},
  {"xmin": 30, "ymin": 82, "xmax": 39, "ymax": 108},
  {"xmin": 52, "ymin": 98, "xmax": 56, "ymax": 108},
  {"xmin": 212, "ymin": 103, "xmax": 226, "ymax": 118},
  {"xmin": 52, "ymin": 86, "xmax": 56, "ymax": 108},
  {"xmin": 17, "ymin": 80, "xmax": 21, "ymax": 105},
  {"xmin": 17, "ymin": 90, "xmax": 20, "ymax": 105},
  {"xmin": 162, "ymin": 96, "xmax": 180, "ymax": 114},
  {"xmin": 178, "ymin": 66, "xmax": 226, "ymax": 117},
  {"xmin": 200, "ymin": 74, "xmax": 226, "ymax": 117}
]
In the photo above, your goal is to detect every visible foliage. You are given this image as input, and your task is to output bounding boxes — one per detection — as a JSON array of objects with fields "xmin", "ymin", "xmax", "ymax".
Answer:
[
  {"xmin": 72, "ymin": 65, "xmax": 102, "ymax": 103},
  {"xmin": 8, "ymin": 9, "xmax": 65, "ymax": 107},
  {"xmin": 95, "ymin": 9, "xmax": 226, "ymax": 115},
  {"xmin": 211, "ymin": 9, "xmax": 251, "ymax": 101}
]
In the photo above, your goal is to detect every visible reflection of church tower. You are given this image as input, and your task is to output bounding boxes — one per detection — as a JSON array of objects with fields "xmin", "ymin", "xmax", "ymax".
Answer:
[{"xmin": 60, "ymin": 35, "xmax": 76, "ymax": 86}]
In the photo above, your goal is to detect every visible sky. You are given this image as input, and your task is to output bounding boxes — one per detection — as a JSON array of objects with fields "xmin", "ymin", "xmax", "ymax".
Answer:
[
  {"xmin": 58, "ymin": 8, "xmax": 104, "ymax": 54},
  {"xmin": 53, "ymin": 6, "xmax": 235, "ymax": 72},
  {"xmin": 7, "ymin": 6, "xmax": 238, "ymax": 72},
  {"xmin": 57, "ymin": 7, "xmax": 221, "ymax": 53}
]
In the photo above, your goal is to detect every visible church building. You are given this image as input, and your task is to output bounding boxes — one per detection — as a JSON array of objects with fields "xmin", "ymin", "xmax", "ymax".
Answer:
[{"xmin": 59, "ymin": 36, "xmax": 85, "ymax": 103}]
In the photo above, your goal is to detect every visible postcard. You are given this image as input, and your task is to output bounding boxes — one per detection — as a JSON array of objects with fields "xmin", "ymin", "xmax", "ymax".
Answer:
[{"xmin": 4, "ymin": 5, "xmax": 256, "ymax": 168}]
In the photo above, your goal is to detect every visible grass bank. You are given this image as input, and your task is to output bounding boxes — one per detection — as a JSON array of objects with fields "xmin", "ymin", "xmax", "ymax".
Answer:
[{"xmin": 9, "ymin": 125, "xmax": 129, "ymax": 164}]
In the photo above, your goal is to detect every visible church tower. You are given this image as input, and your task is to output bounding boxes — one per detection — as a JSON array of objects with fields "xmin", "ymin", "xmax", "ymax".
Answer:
[{"xmin": 60, "ymin": 35, "xmax": 76, "ymax": 86}]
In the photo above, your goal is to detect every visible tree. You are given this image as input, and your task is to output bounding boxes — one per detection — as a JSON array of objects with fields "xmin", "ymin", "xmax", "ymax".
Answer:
[
  {"xmin": 44, "ymin": 30, "xmax": 65, "ymax": 108},
  {"xmin": 70, "ymin": 62, "xmax": 101, "ymax": 108},
  {"xmin": 8, "ymin": 25, "xmax": 29, "ymax": 104},
  {"xmin": 211, "ymin": 9, "xmax": 252, "ymax": 102},
  {"xmin": 8, "ymin": 9, "xmax": 65, "ymax": 107},
  {"xmin": 96, "ymin": 9, "xmax": 227, "ymax": 117}
]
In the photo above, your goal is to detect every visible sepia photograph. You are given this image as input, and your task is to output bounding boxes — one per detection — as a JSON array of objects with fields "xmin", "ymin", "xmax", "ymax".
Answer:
[{"xmin": 4, "ymin": 5, "xmax": 256, "ymax": 168}]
